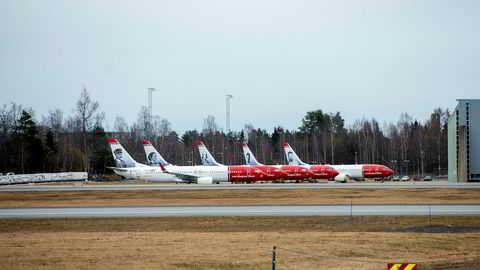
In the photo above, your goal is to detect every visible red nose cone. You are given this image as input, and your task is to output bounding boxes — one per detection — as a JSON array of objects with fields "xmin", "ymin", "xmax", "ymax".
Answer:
[{"xmin": 331, "ymin": 168, "xmax": 339, "ymax": 177}]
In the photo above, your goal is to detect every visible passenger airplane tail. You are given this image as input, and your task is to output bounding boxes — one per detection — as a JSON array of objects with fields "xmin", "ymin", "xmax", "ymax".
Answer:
[
  {"xmin": 283, "ymin": 143, "xmax": 308, "ymax": 166},
  {"xmin": 197, "ymin": 141, "xmax": 223, "ymax": 166},
  {"xmin": 141, "ymin": 140, "xmax": 170, "ymax": 167},
  {"xmin": 241, "ymin": 142, "xmax": 263, "ymax": 166},
  {"xmin": 108, "ymin": 138, "xmax": 140, "ymax": 168}
]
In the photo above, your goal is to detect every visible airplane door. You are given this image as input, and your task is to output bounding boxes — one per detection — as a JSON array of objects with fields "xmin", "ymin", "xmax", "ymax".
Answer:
[
  {"xmin": 247, "ymin": 168, "xmax": 251, "ymax": 176},
  {"xmin": 136, "ymin": 170, "xmax": 141, "ymax": 178}
]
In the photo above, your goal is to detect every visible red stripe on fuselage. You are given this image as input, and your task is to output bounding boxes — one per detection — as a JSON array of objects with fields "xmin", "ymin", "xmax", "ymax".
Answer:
[{"xmin": 227, "ymin": 166, "xmax": 268, "ymax": 183}]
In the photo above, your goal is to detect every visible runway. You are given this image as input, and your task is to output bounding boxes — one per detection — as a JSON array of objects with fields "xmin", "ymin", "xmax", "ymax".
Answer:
[
  {"xmin": 1, "ymin": 181, "xmax": 480, "ymax": 192},
  {"xmin": 1, "ymin": 204, "xmax": 479, "ymax": 218}
]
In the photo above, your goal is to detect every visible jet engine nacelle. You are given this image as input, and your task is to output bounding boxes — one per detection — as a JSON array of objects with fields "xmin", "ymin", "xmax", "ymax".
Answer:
[
  {"xmin": 197, "ymin": 176, "xmax": 214, "ymax": 184},
  {"xmin": 334, "ymin": 173, "xmax": 349, "ymax": 183}
]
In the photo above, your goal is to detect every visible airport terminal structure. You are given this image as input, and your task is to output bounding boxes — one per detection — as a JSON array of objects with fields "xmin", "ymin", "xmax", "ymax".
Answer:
[{"xmin": 448, "ymin": 99, "xmax": 480, "ymax": 182}]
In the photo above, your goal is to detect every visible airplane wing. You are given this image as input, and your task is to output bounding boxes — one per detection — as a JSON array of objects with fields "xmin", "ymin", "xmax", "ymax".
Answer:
[
  {"xmin": 159, "ymin": 164, "xmax": 199, "ymax": 182},
  {"xmin": 106, "ymin": 167, "xmax": 129, "ymax": 172}
]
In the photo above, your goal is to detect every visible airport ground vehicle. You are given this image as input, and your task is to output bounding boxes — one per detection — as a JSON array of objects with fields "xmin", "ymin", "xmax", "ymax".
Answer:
[
  {"xmin": 392, "ymin": 175, "xmax": 400, "ymax": 181},
  {"xmin": 423, "ymin": 175, "xmax": 432, "ymax": 181},
  {"xmin": 401, "ymin": 176, "xmax": 410, "ymax": 181},
  {"xmin": 108, "ymin": 139, "xmax": 268, "ymax": 184}
]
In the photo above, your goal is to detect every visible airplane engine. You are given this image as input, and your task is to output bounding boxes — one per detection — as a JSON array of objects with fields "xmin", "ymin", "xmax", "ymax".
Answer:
[
  {"xmin": 334, "ymin": 173, "xmax": 349, "ymax": 183},
  {"xmin": 197, "ymin": 176, "xmax": 214, "ymax": 184}
]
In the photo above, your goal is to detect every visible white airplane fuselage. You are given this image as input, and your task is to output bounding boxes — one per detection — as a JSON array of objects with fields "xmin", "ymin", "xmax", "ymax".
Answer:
[
  {"xmin": 113, "ymin": 165, "xmax": 229, "ymax": 183},
  {"xmin": 331, "ymin": 165, "xmax": 365, "ymax": 180}
]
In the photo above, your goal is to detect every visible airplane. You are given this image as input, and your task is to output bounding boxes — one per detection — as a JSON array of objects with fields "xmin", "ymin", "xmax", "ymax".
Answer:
[
  {"xmin": 108, "ymin": 138, "xmax": 268, "ymax": 184},
  {"xmin": 197, "ymin": 141, "xmax": 289, "ymax": 181},
  {"xmin": 283, "ymin": 143, "xmax": 394, "ymax": 182},
  {"xmin": 241, "ymin": 142, "xmax": 339, "ymax": 181}
]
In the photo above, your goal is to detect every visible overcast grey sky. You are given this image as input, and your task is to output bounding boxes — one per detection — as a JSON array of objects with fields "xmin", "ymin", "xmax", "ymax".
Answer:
[{"xmin": 1, "ymin": 0, "xmax": 479, "ymax": 134}]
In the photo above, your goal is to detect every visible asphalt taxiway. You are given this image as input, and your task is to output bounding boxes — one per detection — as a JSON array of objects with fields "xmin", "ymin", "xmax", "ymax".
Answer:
[{"xmin": 1, "ymin": 204, "xmax": 479, "ymax": 218}]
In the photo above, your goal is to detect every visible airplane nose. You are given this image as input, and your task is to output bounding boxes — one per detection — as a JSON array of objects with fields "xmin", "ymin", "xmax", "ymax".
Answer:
[{"xmin": 331, "ymin": 168, "xmax": 339, "ymax": 177}]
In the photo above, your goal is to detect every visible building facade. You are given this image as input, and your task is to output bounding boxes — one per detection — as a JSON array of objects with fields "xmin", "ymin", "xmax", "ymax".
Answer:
[{"xmin": 448, "ymin": 99, "xmax": 480, "ymax": 182}]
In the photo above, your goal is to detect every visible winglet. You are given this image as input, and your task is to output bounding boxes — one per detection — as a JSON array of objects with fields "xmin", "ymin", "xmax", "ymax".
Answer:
[{"xmin": 159, "ymin": 163, "xmax": 168, "ymax": 173}]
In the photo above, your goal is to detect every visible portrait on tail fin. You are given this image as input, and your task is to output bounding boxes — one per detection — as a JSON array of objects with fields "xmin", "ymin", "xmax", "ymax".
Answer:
[
  {"xmin": 148, "ymin": 152, "xmax": 162, "ymax": 166},
  {"xmin": 113, "ymin": 148, "xmax": 135, "ymax": 168}
]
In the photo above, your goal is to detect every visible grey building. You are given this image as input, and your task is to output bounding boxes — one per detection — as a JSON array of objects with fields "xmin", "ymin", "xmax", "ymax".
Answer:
[{"xmin": 448, "ymin": 99, "xmax": 480, "ymax": 182}]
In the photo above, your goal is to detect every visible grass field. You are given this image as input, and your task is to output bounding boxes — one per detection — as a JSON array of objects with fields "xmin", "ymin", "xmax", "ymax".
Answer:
[
  {"xmin": 1, "ymin": 216, "xmax": 480, "ymax": 270},
  {"xmin": 2, "ymin": 188, "xmax": 480, "ymax": 269},
  {"xmin": 1, "ymin": 188, "xmax": 480, "ymax": 207}
]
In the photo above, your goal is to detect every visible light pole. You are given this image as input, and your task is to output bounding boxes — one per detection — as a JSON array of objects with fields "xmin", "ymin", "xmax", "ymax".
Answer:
[
  {"xmin": 148, "ymin": 87, "xmax": 156, "ymax": 126},
  {"xmin": 391, "ymin": 160, "xmax": 397, "ymax": 175},
  {"xmin": 226, "ymin": 94, "xmax": 233, "ymax": 133},
  {"xmin": 403, "ymin": 160, "xmax": 410, "ymax": 176}
]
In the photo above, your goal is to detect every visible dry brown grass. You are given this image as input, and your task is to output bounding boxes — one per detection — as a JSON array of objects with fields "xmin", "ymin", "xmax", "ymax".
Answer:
[
  {"xmin": 1, "ymin": 188, "xmax": 480, "ymax": 207},
  {"xmin": 1, "ymin": 217, "xmax": 480, "ymax": 270}
]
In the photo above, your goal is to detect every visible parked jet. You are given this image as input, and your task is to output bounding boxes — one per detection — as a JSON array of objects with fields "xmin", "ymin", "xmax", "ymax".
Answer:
[
  {"xmin": 108, "ymin": 138, "xmax": 268, "ymax": 184},
  {"xmin": 241, "ymin": 143, "xmax": 339, "ymax": 181},
  {"xmin": 283, "ymin": 143, "xmax": 394, "ymax": 182},
  {"xmin": 197, "ymin": 141, "xmax": 288, "ymax": 181}
]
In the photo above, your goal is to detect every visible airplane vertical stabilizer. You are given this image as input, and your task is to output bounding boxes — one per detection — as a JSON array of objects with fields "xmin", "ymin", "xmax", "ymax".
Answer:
[
  {"xmin": 241, "ymin": 143, "xmax": 263, "ymax": 166},
  {"xmin": 283, "ymin": 143, "xmax": 308, "ymax": 166},
  {"xmin": 197, "ymin": 141, "xmax": 223, "ymax": 166},
  {"xmin": 108, "ymin": 138, "xmax": 137, "ymax": 168},
  {"xmin": 141, "ymin": 140, "xmax": 170, "ymax": 166}
]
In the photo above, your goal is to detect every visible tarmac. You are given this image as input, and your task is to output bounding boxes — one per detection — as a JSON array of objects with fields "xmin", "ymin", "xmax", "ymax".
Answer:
[{"xmin": 1, "ymin": 204, "xmax": 479, "ymax": 218}]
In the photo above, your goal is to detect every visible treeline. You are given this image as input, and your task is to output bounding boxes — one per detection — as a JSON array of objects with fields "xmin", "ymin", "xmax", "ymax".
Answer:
[{"xmin": 0, "ymin": 89, "xmax": 450, "ymax": 176}]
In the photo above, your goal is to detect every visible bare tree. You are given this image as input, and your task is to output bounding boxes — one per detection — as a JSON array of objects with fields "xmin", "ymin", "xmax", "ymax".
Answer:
[
  {"xmin": 75, "ymin": 87, "xmax": 105, "ymax": 173},
  {"xmin": 397, "ymin": 113, "xmax": 413, "ymax": 174},
  {"xmin": 114, "ymin": 116, "xmax": 129, "ymax": 133},
  {"xmin": 202, "ymin": 115, "xmax": 218, "ymax": 135}
]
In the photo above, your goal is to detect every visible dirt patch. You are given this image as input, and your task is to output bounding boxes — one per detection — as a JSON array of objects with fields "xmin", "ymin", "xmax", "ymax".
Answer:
[
  {"xmin": 2, "ymin": 216, "xmax": 480, "ymax": 233},
  {"xmin": 394, "ymin": 225, "xmax": 480, "ymax": 233}
]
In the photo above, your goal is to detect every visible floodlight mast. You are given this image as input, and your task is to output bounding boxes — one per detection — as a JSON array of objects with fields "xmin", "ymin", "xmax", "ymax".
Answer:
[{"xmin": 226, "ymin": 94, "xmax": 233, "ymax": 133}]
